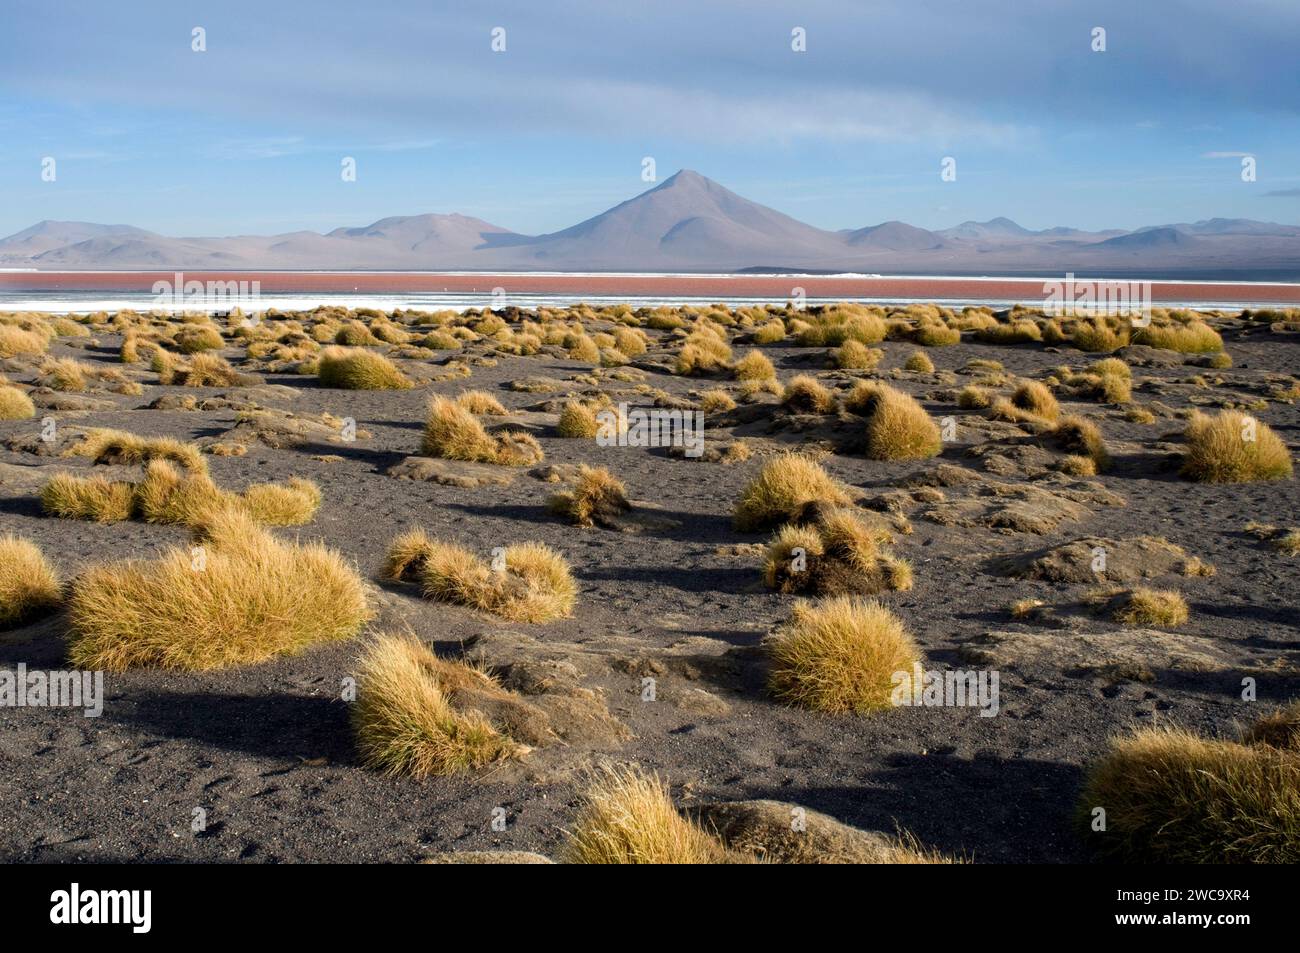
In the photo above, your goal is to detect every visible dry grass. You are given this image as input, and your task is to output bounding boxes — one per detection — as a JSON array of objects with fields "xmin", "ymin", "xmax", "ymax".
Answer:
[
  {"xmin": 763, "ymin": 506, "xmax": 911, "ymax": 596},
  {"xmin": 1181, "ymin": 410, "xmax": 1292, "ymax": 482},
  {"xmin": 1009, "ymin": 380, "xmax": 1059, "ymax": 421},
  {"xmin": 65, "ymin": 428, "xmax": 207, "ymax": 474},
  {"xmin": 903, "ymin": 351, "xmax": 935, "ymax": 373},
  {"xmin": 38, "ymin": 357, "xmax": 90, "ymax": 392},
  {"xmin": 0, "ymin": 386, "xmax": 36, "ymax": 420},
  {"xmin": 240, "ymin": 477, "xmax": 323, "ymax": 525},
  {"xmin": 834, "ymin": 340, "xmax": 883, "ymax": 370},
  {"xmin": 556, "ymin": 401, "xmax": 600, "ymax": 438},
  {"xmin": 781, "ymin": 374, "xmax": 836, "ymax": 414},
  {"xmin": 384, "ymin": 533, "xmax": 577, "ymax": 623},
  {"xmin": 1050, "ymin": 416, "xmax": 1111, "ymax": 471},
  {"xmin": 1241, "ymin": 701, "xmax": 1300, "ymax": 753},
  {"xmin": 40, "ymin": 473, "xmax": 136, "ymax": 522},
  {"xmin": 547, "ymin": 465, "xmax": 631, "ymax": 527},
  {"xmin": 1114, "ymin": 587, "xmax": 1189, "ymax": 627},
  {"xmin": 455, "ymin": 390, "xmax": 507, "ymax": 415},
  {"xmin": 1133, "ymin": 321, "xmax": 1223, "ymax": 353},
  {"xmin": 352, "ymin": 633, "xmax": 523, "ymax": 777},
  {"xmin": 0, "ymin": 535, "xmax": 61, "ymax": 629},
  {"xmin": 733, "ymin": 454, "xmax": 853, "ymax": 532},
  {"xmin": 768, "ymin": 597, "xmax": 922, "ymax": 714},
  {"xmin": 318, "ymin": 346, "xmax": 412, "ymax": 389},
  {"xmin": 854, "ymin": 383, "xmax": 942, "ymax": 460},
  {"xmin": 67, "ymin": 507, "xmax": 370, "ymax": 671},
  {"xmin": 422, "ymin": 396, "xmax": 543, "ymax": 466},
  {"xmin": 698, "ymin": 389, "xmax": 736, "ymax": 413},
  {"xmin": 0, "ymin": 325, "xmax": 49, "ymax": 358},
  {"xmin": 562, "ymin": 765, "xmax": 735, "ymax": 864},
  {"xmin": 732, "ymin": 350, "xmax": 776, "ymax": 381},
  {"xmin": 1079, "ymin": 726, "xmax": 1300, "ymax": 862},
  {"xmin": 956, "ymin": 385, "xmax": 990, "ymax": 409}
]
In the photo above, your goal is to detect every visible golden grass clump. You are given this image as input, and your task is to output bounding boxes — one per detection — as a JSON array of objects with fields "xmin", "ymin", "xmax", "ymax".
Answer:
[
  {"xmin": 562, "ymin": 765, "xmax": 734, "ymax": 864},
  {"xmin": 318, "ymin": 346, "xmax": 412, "ymax": 389},
  {"xmin": 38, "ymin": 357, "xmax": 90, "ymax": 392},
  {"xmin": 1114, "ymin": 587, "xmax": 1189, "ymax": 627},
  {"xmin": 834, "ymin": 340, "xmax": 883, "ymax": 370},
  {"xmin": 1133, "ymin": 321, "xmax": 1223, "ymax": 353},
  {"xmin": 733, "ymin": 454, "xmax": 853, "ymax": 532},
  {"xmin": 1070, "ymin": 318, "xmax": 1127, "ymax": 353},
  {"xmin": 0, "ymin": 325, "xmax": 50, "ymax": 358},
  {"xmin": 1241, "ymin": 701, "xmax": 1300, "ymax": 753},
  {"xmin": 384, "ymin": 532, "xmax": 577, "ymax": 623},
  {"xmin": 0, "ymin": 535, "xmax": 62, "ymax": 629},
  {"xmin": 763, "ymin": 506, "xmax": 911, "ymax": 596},
  {"xmin": 956, "ymin": 385, "xmax": 990, "ymax": 409},
  {"xmin": 176, "ymin": 352, "xmax": 245, "ymax": 387},
  {"xmin": 174, "ymin": 325, "xmax": 225, "ymax": 353},
  {"xmin": 752, "ymin": 319, "xmax": 787, "ymax": 345},
  {"xmin": 1079, "ymin": 725, "xmax": 1300, "ymax": 863},
  {"xmin": 1181, "ymin": 410, "xmax": 1292, "ymax": 483},
  {"xmin": 422, "ymin": 397, "xmax": 543, "ymax": 466},
  {"xmin": 40, "ymin": 473, "xmax": 136, "ymax": 522},
  {"xmin": 732, "ymin": 349, "xmax": 776, "ymax": 381},
  {"xmin": 903, "ymin": 351, "xmax": 935, "ymax": 373},
  {"xmin": 547, "ymin": 465, "xmax": 631, "ymax": 527},
  {"xmin": 698, "ymin": 389, "xmax": 736, "ymax": 413},
  {"xmin": 352, "ymin": 633, "xmax": 524, "ymax": 778},
  {"xmin": 240, "ymin": 477, "xmax": 323, "ymax": 526},
  {"xmin": 1009, "ymin": 380, "xmax": 1060, "ymax": 421},
  {"xmin": 0, "ymin": 385, "xmax": 36, "ymax": 420},
  {"xmin": 1050, "ymin": 415, "xmax": 1111, "ymax": 471},
  {"xmin": 781, "ymin": 374, "xmax": 836, "ymax": 414},
  {"xmin": 556, "ymin": 401, "xmax": 600, "ymax": 438},
  {"xmin": 912, "ymin": 321, "xmax": 961, "ymax": 347},
  {"xmin": 853, "ymin": 383, "xmax": 942, "ymax": 460},
  {"xmin": 767, "ymin": 597, "xmax": 922, "ymax": 714},
  {"xmin": 455, "ymin": 390, "xmax": 507, "ymax": 415},
  {"xmin": 66, "ymin": 507, "xmax": 370, "ymax": 671},
  {"xmin": 65, "ymin": 428, "xmax": 207, "ymax": 473}
]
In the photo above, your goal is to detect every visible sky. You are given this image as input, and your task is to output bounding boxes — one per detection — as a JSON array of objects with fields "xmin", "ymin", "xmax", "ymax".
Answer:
[{"xmin": 1, "ymin": 0, "xmax": 1298, "ymax": 239}]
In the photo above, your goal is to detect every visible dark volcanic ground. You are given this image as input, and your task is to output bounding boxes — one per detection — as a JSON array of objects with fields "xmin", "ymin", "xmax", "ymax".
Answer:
[{"xmin": 0, "ymin": 316, "xmax": 1297, "ymax": 863}]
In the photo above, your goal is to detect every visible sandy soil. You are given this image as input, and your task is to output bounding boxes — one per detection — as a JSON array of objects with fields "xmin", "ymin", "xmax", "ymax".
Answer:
[{"xmin": 0, "ymin": 312, "xmax": 1297, "ymax": 863}]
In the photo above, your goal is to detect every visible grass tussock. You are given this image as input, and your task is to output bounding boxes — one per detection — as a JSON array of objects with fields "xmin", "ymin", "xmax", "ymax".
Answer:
[
  {"xmin": 383, "ymin": 532, "xmax": 577, "ymax": 623},
  {"xmin": 67, "ymin": 507, "xmax": 370, "ymax": 671},
  {"xmin": 65, "ymin": 428, "xmax": 207, "ymax": 474},
  {"xmin": 1050, "ymin": 416, "xmax": 1111, "ymax": 471},
  {"xmin": 562, "ymin": 765, "xmax": 735, "ymax": 864},
  {"xmin": 734, "ymin": 454, "xmax": 853, "ymax": 532},
  {"xmin": 0, "ymin": 535, "xmax": 62, "ymax": 629},
  {"xmin": 556, "ymin": 401, "xmax": 600, "ymax": 438},
  {"xmin": 781, "ymin": 374, "xmax": 836, "ymax": 414},
  {"xmin": 1009, "ymin": 380, "xmax": 1059, "ymax": 421},
  {"xmin": 763, "ymin": 506, "xmax": 911, "ymax": 596},
  {"xmin": 1133, "ymin": 321, "xmax": 1223, "ymax": 353},
  {"xmin": 352, "ymin": 633, "xmax": 524, "ymax": 777},
  {"xmin": 40, "ymin": 473, "xmax": 136, "ymax": 522},
  {"xmin": 0, "ymin": 386, "xmax": 36, "ymax": 420},
  {"xmin": 455, "ymin": 390, "xmax": 507, "ymax": 415},
  {"xmin": 422, "ymin": 397, "xmax": 543, "ymax": 466},
  {"xmin": 318, "ymin": 346, "xmax": 412, "ymax": 389},
  {"xmin": 547, "ymin": 465, "xmax": 631, "ymax": 527},
  {"xmin": 767, "ymin": 597, "xmax": 922, "ymax": 714},
  {"xmin": 1181, "ymin": 410, "xmax": 1292, "ymax": 483},
  {"xmin": 1114, "ymin": 587, "xmax": 1189, "ymax": 627},
  {"xmin": 732, "ymin": 350, "xmax": 776, "ymax": 381},
  {"xmin": 1079, "ymin": 725, "xmax": 1300, "ymax": 863},
  {"xmin": 852, "ymin": 383, "xmax": 942, "ymax": 460}
]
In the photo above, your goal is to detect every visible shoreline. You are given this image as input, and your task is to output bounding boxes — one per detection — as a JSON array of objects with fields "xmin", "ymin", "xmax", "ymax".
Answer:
[{"xmin": 3, "ymin": 271, "xmax": 1300, "ymax": 305}]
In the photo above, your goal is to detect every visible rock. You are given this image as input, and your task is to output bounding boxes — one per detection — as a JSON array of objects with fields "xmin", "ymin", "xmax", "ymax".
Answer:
[
  {"xmin": 388, "ymin": 456, "xmax": 517, "ymax": 487},
  {"xmin": 693, "ymin": 800, "xmax": 942, "ymax": 864},
  {"xmin": 991, "ymin": 536, "xmax": 1189, "ymax": 583},
  {"xmin": 958, "ymin": 628, "xmax": 1247, "ymax": 679}
]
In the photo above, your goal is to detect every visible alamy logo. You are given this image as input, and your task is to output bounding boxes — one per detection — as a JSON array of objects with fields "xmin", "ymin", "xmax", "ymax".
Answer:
[
  {"xmin": 0, "ymin": 665, "xmax": 103, "ymax": 717},
  {"xmin": 1042, "ymin": 272, "xmax": 1152, "ymax": 325},
  {"xmin": 891, "ymin": 663, "xmax": 1000, "ymax": 717},
  {"xmin": 151, "ymin": 272, "xmax": 261, "ymax": 311},
  {"xmin": 595, "ymin": 402, "xmax": 704, "ymax": 458},
  {"xmin": 50, "ymin": 883, "xmax": 151, "ymax": 933}
]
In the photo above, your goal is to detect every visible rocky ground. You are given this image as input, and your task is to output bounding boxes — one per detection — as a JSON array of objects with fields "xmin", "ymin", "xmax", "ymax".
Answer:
[{"xmin": 0, "ymin": 309, "xmax": 1296, "ymax": 863}]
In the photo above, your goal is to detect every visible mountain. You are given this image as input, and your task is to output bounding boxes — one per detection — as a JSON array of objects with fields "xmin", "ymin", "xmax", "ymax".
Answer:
[{"xmin": 2, "ymin": 171, "xmax": 1298, "ymax": 277}]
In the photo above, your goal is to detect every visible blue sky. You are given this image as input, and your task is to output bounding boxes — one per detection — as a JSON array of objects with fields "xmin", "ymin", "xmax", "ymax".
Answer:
[{"xmin": 1, "ymin": 0, "xmax": 1297, "ymax": 238}]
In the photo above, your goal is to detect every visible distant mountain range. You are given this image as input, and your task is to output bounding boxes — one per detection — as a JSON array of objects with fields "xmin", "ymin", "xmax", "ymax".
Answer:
[{"xmin": 4, "ymin": 169, "xmax": 1299, "ymax": 278}]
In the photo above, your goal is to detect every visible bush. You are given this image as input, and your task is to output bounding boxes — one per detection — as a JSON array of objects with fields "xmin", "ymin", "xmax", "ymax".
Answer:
[
  {"xmin": 318, "ymin": 346, "xmax": 412, "ymax": 389},
  {"xmin": 547, "ymin": 465, "xmax": 630, "ymax": 527},
  {"xmin": 0, "ymin": 386, "xmax": 37, "ymax": 420},
  {"xmin": 1133, "ymin": 321, "xmax": 1223, "ymax": 353},
  {"xmin": 732, "ymin": 350, "xmax": 776, "ymax": 381},
  {"xmin": 1113, "ymin": 587, "xmax": 1189, "ymax": 627},
  {"xmin": 352, "ymin": 634, "xmax": 523, "ymax": 777},
  {"xmin": 1181, "ymin": 411, "xmax": 1292, "ymax": 482},
  {"xmin": 733, "ymin": 455, "xmax": 853, "ymax": 532},
  {"xmin": 854, "ymin": 384, "xmax": 941, "ymax": 460},
  {"xmin": 422, "ymin": 397, "xmax": 543, "ymax": 466},
  {"xmin": 0, "ymin": 535, "xmax": 61, "ymax": 629},
  {"xmin": 781, "ymin": 375, "xmax": 836, "ymax": 414},
  {"xmin": 767, "ymin": 597, "xmax": 922, "ymax": 713},
  {"xmin": 67, "ymin": 507, "xmax": 370, "ymax": 670}
]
